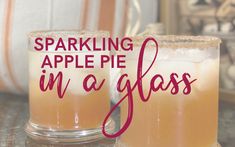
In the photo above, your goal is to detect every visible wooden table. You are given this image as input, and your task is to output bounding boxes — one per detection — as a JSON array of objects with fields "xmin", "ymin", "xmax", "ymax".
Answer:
[{"xmin": 0, "ymin": 93, "xmax": 234, "ymax": 147}]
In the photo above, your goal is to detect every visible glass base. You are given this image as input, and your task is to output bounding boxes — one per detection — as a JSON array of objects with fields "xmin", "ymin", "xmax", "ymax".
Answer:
[{"xmin": 25, "ymin": 119, "xmax": 115, "ymax": 144}]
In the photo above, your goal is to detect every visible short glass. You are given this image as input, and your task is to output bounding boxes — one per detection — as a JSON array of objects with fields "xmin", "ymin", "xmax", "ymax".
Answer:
[
  {"xmin": 118, "ymin": 36, "xmax": 221, "ymax": 147},
  {"xmin": 25, "ymin": 31, "xmax": 114, "ymax": 143}
]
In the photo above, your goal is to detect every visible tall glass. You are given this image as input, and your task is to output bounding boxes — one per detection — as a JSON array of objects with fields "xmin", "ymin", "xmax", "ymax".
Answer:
[
  {"xmin": 119, "ymin": 36, "xmax": 221, "ymax": 147},
  {"xmin": 25, "ymin": 31, "xmax": 114, "ymax": 143}
]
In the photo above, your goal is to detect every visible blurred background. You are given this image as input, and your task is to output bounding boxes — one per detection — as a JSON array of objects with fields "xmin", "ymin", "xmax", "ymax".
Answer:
[
  {"xmin": 0, "ymin": 0, "xmax": 235, "ymax": 94},
  {"xmin": 0, "ymin": 0, "xmax": 234, "ymax": 146}
]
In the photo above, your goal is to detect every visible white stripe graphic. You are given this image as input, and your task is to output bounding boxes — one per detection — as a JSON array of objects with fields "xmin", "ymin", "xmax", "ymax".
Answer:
[
  {"xmin": 0, "ymin": 0, "xmax": 8, "ymax": 90},
  {"xmin": 47, "ymin": 0, "xmax": 53, "ymax": 29},
  {"xmin": 86, "ymin": 0, "xmax": 101, "ymax": 31},
  {"xmin": 79, "ymin": 0, "xmax": 86, "ymax": 29},
  {"xmin": 113, "ymin": 0, "xmax": 124, "ymax": 37},
  {"xmin": 0, "ymin": 0, "xmax": 19, "ymax": 92},
  {"xmin": 52, "ymin": 0, "xmax": 82, "ymax": 29},
  {"xmin": 77, "ymin": 0, "xmax": 84, "ymax": 30}
]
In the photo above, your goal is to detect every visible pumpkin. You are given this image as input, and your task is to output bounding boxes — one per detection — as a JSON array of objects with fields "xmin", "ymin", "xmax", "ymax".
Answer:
[{"xmin": 0, "ymin": 0, "xmax": 158, "ymax": 94}]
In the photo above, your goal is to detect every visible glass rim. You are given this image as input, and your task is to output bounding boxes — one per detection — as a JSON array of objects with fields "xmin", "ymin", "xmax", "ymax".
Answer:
[
  {"xmin": 28, "ymin": 30, "xmax": 110, "ymax": 39},
  {"xmin": 133, "ymin": 35, "xmax": 221, "ymax": 49}
]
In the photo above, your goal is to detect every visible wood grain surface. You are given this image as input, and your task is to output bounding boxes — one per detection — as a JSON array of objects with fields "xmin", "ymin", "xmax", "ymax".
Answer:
[{"xmin": 0, "ymin": 93, "xmax": 234, "ymax": 147}]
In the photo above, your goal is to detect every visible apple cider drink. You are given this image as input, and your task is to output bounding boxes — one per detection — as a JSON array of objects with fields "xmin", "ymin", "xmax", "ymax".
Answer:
[
  {"xmin": 26, "ymin": 31, "xmax": 114, "ymax": 143},
  {"xmin": 119, "ymin": 36, "xmax": 221, "ymax": 147}
]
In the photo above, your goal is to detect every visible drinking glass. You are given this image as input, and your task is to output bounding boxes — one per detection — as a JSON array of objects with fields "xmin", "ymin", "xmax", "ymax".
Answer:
[
  {"xmin": 119, "ymin": 35, "xmax": 221, "ymax": 147},
  {"xmin": 25, "ymin": 31, "xmax": 114, "ymax": 143}
]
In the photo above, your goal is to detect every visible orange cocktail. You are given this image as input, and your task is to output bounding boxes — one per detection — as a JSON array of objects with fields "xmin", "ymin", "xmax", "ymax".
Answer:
[
  {"xmin": 119, "ymin": 36, "xmax": 221, "ymax": 147},
  {"xmin": 26, "ymin": 31, "xmax": 114, "ymax": 143}
]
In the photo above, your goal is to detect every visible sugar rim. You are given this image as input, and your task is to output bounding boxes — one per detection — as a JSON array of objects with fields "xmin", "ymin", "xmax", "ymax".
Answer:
[
  {"xmin": 133, "ymin": 35, "xmax": 221, "ymax": 49},
  {"xmin": 28, "ymin": 30, "xmax": 110, "ymax": 38}
]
